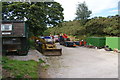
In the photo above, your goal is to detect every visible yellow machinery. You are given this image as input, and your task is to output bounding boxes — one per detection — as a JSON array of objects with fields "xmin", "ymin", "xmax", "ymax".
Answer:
[{"xmin": 31, "ymin": 36, "xmax": 62, "ymax": 56}]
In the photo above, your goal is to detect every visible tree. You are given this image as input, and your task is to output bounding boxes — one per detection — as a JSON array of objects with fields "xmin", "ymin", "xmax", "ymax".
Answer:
[
  {"xmin": 2, "ymin": 2, "xmax": 64, "ymax": 36},
  {"xmin": 45, "ymin": 2, "xmax": 64, "ymax": 27},
  {"xmin": 84, "ymin": 16, "xmax": 119, "ymax": 36},
  {"xmin": 103, "ymin": 16, "xmax": 119, "ymax": 36},
  {"xmin": 75, "ymin": 2, "xmax": 92, "ymax": 25}
]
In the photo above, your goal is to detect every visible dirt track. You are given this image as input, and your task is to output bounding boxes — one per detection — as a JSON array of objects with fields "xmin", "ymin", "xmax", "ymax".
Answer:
[{"xmin": 40, "ymin": 43, "xmax": 118, "ymax": 78}]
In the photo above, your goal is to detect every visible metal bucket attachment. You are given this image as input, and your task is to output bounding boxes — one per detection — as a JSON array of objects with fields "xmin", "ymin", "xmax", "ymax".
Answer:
[{"xmin": 43, "ymin": 49, "xmax": 62, "ymax": 56}]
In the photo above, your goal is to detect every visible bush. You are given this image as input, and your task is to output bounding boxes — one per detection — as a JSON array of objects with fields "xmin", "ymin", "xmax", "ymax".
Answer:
[{"xmin": 29, "ymin": 40, "xmax": 35, "ymax": 49}]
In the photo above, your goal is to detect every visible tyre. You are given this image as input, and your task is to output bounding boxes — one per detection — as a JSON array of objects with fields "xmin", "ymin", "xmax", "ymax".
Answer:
[
  {"xmin": 65, "ymin": 43, "xmax": 68, "ymax": 47},
  {"xmin": 60, "ymin": 43, "xmax": 62, "ymax": 45}
]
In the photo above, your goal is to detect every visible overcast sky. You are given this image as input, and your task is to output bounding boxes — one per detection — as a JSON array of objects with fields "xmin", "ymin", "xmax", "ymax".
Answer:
[{"xmin": 54, "ymin": 0, "xmax": 119, "ymax": 21}]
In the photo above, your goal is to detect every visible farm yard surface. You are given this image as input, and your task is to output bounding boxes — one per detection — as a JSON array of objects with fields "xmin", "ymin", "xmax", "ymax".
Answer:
[
  {"xmin": 4, "ymin": 43, "xmax": 118, "ymax": 78},
  {"xmin": 40, "ymin": 43, "xmax": 118, "ymax": 78}
]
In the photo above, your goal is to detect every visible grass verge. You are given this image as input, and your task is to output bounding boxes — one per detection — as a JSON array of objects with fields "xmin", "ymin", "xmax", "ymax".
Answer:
[{"xmin": 2, "ymin": 56, "xmax": 44, "ymax": 78}]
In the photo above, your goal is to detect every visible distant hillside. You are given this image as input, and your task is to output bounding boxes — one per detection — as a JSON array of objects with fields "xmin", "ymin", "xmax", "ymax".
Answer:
[{"xmin": 43, "ymin": 15, "xmax": 119, "ymax": 40}]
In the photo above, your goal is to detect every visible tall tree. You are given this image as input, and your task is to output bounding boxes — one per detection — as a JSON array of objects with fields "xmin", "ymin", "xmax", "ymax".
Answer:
[
  {"xmin": 2, "ymin": 2, "xmax": 64, "ymax": 36},
  {"xmin": 75, "ymin": 2, "xmax": 92, "ymax": 25},
  {"xmin": 44, "ymin": 2, "xmax": 64, "ymax": 27}
]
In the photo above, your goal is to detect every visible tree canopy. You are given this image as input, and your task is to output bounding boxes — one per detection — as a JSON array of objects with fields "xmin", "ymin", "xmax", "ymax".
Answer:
[
  {"xmin": 44, "ymin": 15, "xmax": 119, "ymax": 38},
  {"xmin": 2, "ymin": 2, "xmax": 64, "ymax": 36},
  {"xmin": 75, "ymin": 2, "xmax": 92, "ymax": 25}
]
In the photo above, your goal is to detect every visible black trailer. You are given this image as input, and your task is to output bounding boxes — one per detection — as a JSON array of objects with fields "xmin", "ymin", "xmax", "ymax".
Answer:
[{"xmin": 1, "ymin": 20, "xmax": 29, "ymax": 55}]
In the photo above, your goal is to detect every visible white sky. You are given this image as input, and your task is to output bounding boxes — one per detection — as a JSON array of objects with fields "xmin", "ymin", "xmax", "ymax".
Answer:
[{"xmin": 54, "ymin": 0, "xmax": 119, "ymax": 21}]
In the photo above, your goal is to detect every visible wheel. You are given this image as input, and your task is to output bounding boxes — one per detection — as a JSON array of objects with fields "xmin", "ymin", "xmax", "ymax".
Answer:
[
  {"xmin": 65, "ymin": 43, "xmax": 68, "ymax": 47},
  {"xmin": 60, "ymin": 42, "xmax": 63, "ymax": 45}
]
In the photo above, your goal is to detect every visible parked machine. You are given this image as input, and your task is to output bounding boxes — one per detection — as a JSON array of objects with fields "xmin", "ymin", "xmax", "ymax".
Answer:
[
  {"xmin": 59, "ymin": 34, "xmax": 77, "ymax": 47},
  {"xmin": 1, "ymin": 20, "xmax": 29, "ymax": 55},
  {"xmin": 54, "ymin": 35, "xmax": 59, "ymax": 42},
  {"xmin": 31, "ymin": 36, "xmax": 62, "ymax": 56}
]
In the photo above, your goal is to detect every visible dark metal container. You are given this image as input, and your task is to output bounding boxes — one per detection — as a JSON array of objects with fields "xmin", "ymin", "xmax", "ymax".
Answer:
[{"xmin": 1, "ymin": 20, "xmax": 29, "ymax": 55}]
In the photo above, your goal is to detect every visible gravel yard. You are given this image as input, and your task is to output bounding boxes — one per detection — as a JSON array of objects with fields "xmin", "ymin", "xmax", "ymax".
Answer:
[
  {"xmin": 7, "ymin": 50, "xmax": 47, "ymax": 62},
  {"xmin": 4, "ymin": 43, "xmax": 118, "ymax": 78},
  {"xmin": 40, "ymin": 43, "xmax": 118, "ymax": 78}
]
